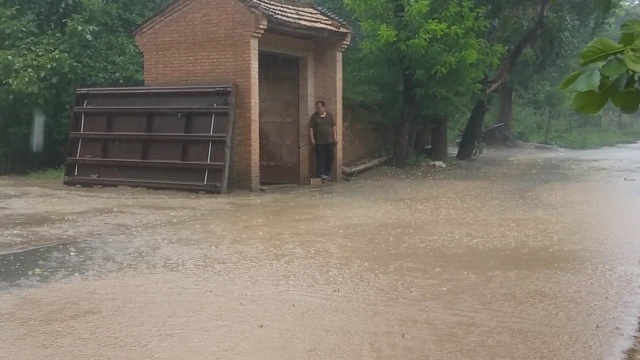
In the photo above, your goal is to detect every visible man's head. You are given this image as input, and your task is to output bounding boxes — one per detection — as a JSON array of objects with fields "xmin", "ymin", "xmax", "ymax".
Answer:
[{"xmin": 316, "ymin": 101, "xmax": 326, "ymax": 116}]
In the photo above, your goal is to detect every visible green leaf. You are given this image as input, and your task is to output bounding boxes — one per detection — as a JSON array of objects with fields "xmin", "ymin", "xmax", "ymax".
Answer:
[
  {"xmin": 572, "ymin": 90, "xmax": 610, "ymax": 114},
  {"xmin": 571, "ymin": 69, "xmax": 601, "ymax": 92},
  {"xmin": 560, "ymin": 71, "xmax": 583, "ymax": 90},
  {"xmin": 580, "ymin": 37, "xmax": 625, "ymax": 66},
  {"xmin": 621, "ymin": 20, "xmax": 640, "ymax": 35},
  {"xmin": 611, "ymin": 88, "xmax": 640, "ymax": 113},
  {"xmin": 572, "ymin": 77, "xmax": 618, "ymax": 114},
  {"xmin": 594, "ymin": 0, "xmax": 613, "ymax": 12},
  {"xmin": 620, "ymin": 33, "xmax": 636, "ymax": 47},
  {"xmin": 623, "ymin": 49, "xmax": 640, "ymax": 72},
  {"xmin": 86, "ymin": 34, "xmax": 93, "ymax": 41},
  {"xmin": 600, "ymin": 57, "xmax": 628, "ymax": 78}
]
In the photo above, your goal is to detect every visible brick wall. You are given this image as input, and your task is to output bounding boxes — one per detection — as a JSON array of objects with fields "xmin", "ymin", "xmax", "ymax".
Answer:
[
  {"xmin": 343, "ymin": 113, "xmax": 383, "ymax": 165},
  {"xmin": 135, "ymin": 0, "xmax": 349, "ymax": 189},
  {"xmin": 135, "ymin": 0, "xmax": 262, "ymax": 191}
]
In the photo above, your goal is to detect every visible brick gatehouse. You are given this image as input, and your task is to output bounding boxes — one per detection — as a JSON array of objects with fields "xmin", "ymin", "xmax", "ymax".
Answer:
[{"xmin": 134, "ymin": 0, "xmax": 351, "ymax": 191}]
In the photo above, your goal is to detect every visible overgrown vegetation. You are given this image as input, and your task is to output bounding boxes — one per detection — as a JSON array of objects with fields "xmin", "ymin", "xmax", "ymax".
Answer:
[
  {"xmin": 1, "ymin": 0, "xmax": 639, "ymax": 175},
  {"xmin": 26, "ymin": 167, "xmax": 65, "ymax": 180},
  {"xmin": 328, "ymin": 0, "xmax": 639, "ymax": 157},
  {"xmin": 562, "ymin": 2, "xmax": 640, "ymax": 116},
  {"xmin": 0, "ymin": 0, "xmax": 170, "ymax": 174}
]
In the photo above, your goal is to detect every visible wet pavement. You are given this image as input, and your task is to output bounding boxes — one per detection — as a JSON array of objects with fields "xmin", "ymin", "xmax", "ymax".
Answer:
[{"xmin": 0, "ymin": 144, "xmax": 639, "ymax": 360}]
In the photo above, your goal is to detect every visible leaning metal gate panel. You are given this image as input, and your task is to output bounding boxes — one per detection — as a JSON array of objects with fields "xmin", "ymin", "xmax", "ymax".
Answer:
[{"xmin": 64, "ymin": 85, "xmax": 237, "ymax": 193}]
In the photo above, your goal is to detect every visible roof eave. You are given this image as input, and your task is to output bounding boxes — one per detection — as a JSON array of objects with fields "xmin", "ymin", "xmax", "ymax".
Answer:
[{"xmin": 266, "ymin": 18, "xmax": 350, "ymax": 41}]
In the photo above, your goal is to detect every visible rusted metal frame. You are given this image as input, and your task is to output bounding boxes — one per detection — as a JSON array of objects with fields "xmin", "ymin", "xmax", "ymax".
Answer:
[
  {"xmin": 73, "ymin": 106, "xmax": 230, "ymax": 113},
  {"xmin": 64, "ymin": 86, "xmax": 235, "ymax": 193},
  {"xmin": 100, "ymin": 113, "xmax": 113, "ymax": 159},
  {"xmin": 74, "ymin": 100, "xmax": 89, "ymax": 176},
  {"xmin": 66, "ymin": 158, "xmax": 224, "ymax": 170},
  {"xmin": 69, "ymin": 132, "xmax": 227, "ymax": 141},
  {"xmin": 75, "ymin": 85, "xmax": 233, "ymax": 95},
  {"xmin": 203, "ymin": 112, "xmax": 216, "ymax": 185},
  {"xmin": 180, "ymin": 114, "xmax": 192, "ymax": 162},
  {"xmin": 221, "ymin": 85, "xmax": 237, "ymax": 194},
  {"xmin": 141, "ymin": 113, "xmax": 154, "ymax": 161},
  {"xmin": 66, "ymin": 177, "xmax": 221, "ymax": 193}
]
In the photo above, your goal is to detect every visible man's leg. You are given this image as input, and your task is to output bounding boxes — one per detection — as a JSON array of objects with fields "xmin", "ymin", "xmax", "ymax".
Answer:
[
  {"xmin": 315, "ymin": 144, "xmax": 326, "ymax": 178},
  {"xmin": 324, "ymin": 144, "xmax": 335, "ymax": 179}
]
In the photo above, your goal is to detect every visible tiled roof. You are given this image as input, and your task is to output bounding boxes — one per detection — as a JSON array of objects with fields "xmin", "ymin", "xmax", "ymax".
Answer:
[
  {"xmin": 248, "ymin": 0, "xmax": 350, "ymax": 33},
  {"xmin": 134, "ymin": 0, "xmax": 350, "ymax": 37}
]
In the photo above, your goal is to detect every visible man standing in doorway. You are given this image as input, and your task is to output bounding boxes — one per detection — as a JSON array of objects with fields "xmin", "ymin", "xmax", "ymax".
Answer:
[{"xmin": 309, "ymin": 101, "xmax": 337, "ymax": 183}]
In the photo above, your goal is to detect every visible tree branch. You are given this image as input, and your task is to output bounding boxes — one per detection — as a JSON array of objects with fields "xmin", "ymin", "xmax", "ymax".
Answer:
[{"xmin": 487, "ymin": 0, "xmax": 552, "ymax": 94}]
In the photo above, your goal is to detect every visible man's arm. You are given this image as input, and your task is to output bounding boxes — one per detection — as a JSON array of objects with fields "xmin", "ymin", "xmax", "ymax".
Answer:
[{"xmin": 309, "ymin": 125, "xmax": 315, "ymax": 146}]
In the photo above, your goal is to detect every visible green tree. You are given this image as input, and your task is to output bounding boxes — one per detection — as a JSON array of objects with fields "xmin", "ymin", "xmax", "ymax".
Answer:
[
  {"xmin": 456, "ymin": 0, "xmax": 617, "ymax": 159},
  {"xmin": 0, "ymin": 0, "xmax": 169, "ymax": 173},
  {"xmin": 342, "ymin": 0, "xmax": 501, "ymax": 164}
]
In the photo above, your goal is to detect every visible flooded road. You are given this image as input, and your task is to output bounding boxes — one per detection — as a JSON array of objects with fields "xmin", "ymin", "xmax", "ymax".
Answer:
[{"xmin": 1, "ymin": 144, "xmax": 639, "ymax": 360}]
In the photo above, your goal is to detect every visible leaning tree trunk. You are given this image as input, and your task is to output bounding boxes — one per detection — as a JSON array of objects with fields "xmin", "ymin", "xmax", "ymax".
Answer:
[
  {"xmin": 457, "ymin": 100, "xmax": 490, "ymax": 160},
  {"xmin": 430, "ymin": 117, "xmax": 448, "ymax": 161},
  {"xmin": 497, "ymin": 83, "xmax": 514, "ymax": 132},
  {"xmin": 456, "ymin": 0, "xmax": 551, "ymax": 160},
  {"xmin": 544, "ymin": 110, "xmax": 552, "ymax": 143}
]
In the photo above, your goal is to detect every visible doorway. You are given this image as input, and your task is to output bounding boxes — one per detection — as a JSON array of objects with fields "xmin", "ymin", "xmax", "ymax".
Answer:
[{"xmin": 258, "ymin": 52, "xmax": 301, "ymax": 185}]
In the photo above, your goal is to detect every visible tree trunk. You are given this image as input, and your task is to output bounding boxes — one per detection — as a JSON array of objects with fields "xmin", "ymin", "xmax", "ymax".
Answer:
[
  {"xmin": 457, "ymin": 99, "xmax": 490, "ymax": 160},
  {"xmin": 430, "ymin": 117, "xmax": 448, "ymax": 161},
  {"xmin": 617, "ymin": 112, "xmax": 623, "ymax": 129},
  {"xmin": 394, "ymin": 67, "xmax": 417, "ymax": 167},
  {"xmin": 498, "ymin": 83, "xmax": 514, "ymax": 131},
  {"xmin": 394, "ymin": 119, "xmax": 411, "ymax": 167},
  {"xmin": 394, "ymin": 111, "xmax": 418, "ymax": 167},
  {"xmin": 456, "ymin": 0, "xmax": 551, "ymax": 160},
  {"xmin": 599, "ymin": 114, "xmax": 603, "ymax": 129},
  {"xmin": 544, "ymin": 110, "xmax": 552, "ymax": 143},
  {"xmin": 568, "ymin": 116, "xmax": 573, "ymax": 134}
]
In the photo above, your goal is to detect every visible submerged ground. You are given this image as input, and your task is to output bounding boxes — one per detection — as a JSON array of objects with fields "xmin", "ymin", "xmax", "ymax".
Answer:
[{"xmin": 1, "ymin": 144, "xmax": 639, "ymax": 359}]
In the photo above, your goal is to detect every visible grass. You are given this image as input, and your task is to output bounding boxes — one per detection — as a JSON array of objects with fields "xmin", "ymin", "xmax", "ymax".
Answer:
[
  {"xmin": 26, "ymin": 167, "xmax": 65, "ymax": 180},
  {"xmin": 407, "ymin": 153, "xmax": 427, "ymax": 167},
  {"xmin": 546, "ymin": 128, "xmax": 640, "ymax": 150}
]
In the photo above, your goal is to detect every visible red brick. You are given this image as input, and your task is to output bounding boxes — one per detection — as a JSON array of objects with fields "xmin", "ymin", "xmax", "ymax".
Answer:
[{"xmin": 135, "ymin": 0, "xmax": 349, "ymax": 190}]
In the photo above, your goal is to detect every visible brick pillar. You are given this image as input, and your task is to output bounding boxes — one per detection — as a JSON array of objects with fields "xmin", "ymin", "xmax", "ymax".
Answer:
[
  {"xmin": 314, "ymin": 40, "xmax": 343, "ymax": 181},
  {"xmin": 248, "ymin": 35, "xmax": 261, "ymax": 191},
  {"xmin": 335, "ymin": 50, "xmax": 344, "ymax": 181},
  {"xmin": 299, "ymin": 53, "xmax": 315, "ymax": 185}
]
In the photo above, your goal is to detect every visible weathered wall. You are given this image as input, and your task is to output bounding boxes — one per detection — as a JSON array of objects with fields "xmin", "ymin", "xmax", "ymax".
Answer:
[{"xmin": 342, "ymin": 112, "xmax": 383, "ymax": 165}]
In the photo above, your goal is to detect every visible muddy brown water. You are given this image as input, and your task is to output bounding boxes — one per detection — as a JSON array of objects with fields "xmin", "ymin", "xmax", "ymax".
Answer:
[{"xmin": 0, "ymin": 145, "xmax": 639, "ymax": 360}]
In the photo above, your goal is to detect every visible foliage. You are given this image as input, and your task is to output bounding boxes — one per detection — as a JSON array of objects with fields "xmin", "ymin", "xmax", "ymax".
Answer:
[
  {"xmin": 505, "ymin": 83, "xmax": 640, "ymax": 149},
  {"xmin": 339, "ymin": 0, "xmax": 503, "ymax": 164},
  {"xmin": 26, "ymin": 167, "xmax": 65, "ymax": 180},
  {"xmin": 2, "ymin": 0, "xmax": 636, "ymax": 174},
  {"xmin": 406, "ymin": 153, "xmax": 426, "ymax": 167},
  {"xmin": 563, "ymin": 14, "xmax": 640, "ymax": 114},
  {"xmin": 345, "ymin": 0, "xmax": 502, "ymax": 117},
  {"xmin": 0, "ymin": 0, "xmax": 169, "ymax": 174}
]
